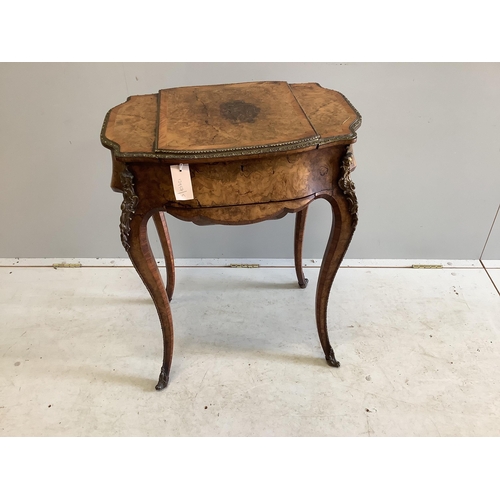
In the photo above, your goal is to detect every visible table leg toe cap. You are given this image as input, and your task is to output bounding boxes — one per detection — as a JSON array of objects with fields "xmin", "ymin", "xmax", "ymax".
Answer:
[{"xmin": 155, "ymin": 367, "xmax": 170, "ymax": 390}]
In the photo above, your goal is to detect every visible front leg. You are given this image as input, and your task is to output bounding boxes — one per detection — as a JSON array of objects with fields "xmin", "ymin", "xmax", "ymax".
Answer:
[
  {"xmin": 315, "ymin": 148, "xmax": 358, "ymax": 367},
  {"xmin": 120, "ymin": 167, "xmax": 174, "ymax": 390}
]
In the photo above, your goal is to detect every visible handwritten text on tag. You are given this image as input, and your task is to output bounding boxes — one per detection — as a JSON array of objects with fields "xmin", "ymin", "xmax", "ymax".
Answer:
[{"xmin": 170, "ymin": 164, "xmax": 194, "ymax": 201}]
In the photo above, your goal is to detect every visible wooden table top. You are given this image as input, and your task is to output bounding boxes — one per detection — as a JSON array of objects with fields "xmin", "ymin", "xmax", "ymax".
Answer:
[{"xmin": 101, "ymin": 81, "xmax": 361, "ymax": 162}]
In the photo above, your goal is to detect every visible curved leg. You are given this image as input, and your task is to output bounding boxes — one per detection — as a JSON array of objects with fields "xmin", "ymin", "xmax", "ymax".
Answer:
[
  {"xmin": 120, "ymin": 166, "xmax": 173, "ymax": 391},
  {"xmin": 127, "ymin": 210, "xmax": 174, "ymax": 390},
  {"xmin": 315, "ymin": 150, "xmax": 358, "ymax": 367},
  {"xmin": 153, "ymin": 211, "xmax": 175, "ymax": 302},
  {"xmin": 294, "ymin": 206, "xmax": 309, "ymax": 288}
]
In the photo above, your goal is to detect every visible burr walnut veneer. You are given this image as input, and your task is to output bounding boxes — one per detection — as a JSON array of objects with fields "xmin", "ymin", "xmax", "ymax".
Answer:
[{"xmin": 101, "ymin": 81, "xmax": 361, "ymax": 390}]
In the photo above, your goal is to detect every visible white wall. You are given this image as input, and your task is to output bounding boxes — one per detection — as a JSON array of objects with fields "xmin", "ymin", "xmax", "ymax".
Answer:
[
  {"xmin": 1, "ymin": 63, "xmax": 499, "ymax": 259},
  {"xmin": 482, "ymin": 205, "xmax": 500, "ymax": 260}
]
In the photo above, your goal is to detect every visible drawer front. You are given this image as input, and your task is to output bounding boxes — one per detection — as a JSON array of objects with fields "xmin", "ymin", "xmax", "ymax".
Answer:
[{"xmin": 121, "ymin": 146, "xmax": 343, "ymax": 212}]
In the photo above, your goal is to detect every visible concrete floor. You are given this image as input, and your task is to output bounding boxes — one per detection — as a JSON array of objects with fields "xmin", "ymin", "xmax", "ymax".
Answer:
[{"xmin": 1, "ymin": 261, "xmax": 500, "ymax": 436}]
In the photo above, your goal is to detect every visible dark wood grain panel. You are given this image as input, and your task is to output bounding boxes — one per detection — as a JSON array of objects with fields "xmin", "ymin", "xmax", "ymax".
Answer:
[
  {"xmin": 290, "ymin": 83, "xmax": 361, "ymax": 144},
  {"xmin": 156, "ymin": 81, "xmax": 317, "ymax": 153},
  {"xmin": 104, "ymin": 94, "xmax": 157, "ymax": 153}
]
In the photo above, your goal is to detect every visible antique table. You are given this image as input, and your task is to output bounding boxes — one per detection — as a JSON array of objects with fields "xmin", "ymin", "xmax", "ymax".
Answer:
[{"xmin": 101, "ymin": 81, "xmax": 361, "ymax": 390}]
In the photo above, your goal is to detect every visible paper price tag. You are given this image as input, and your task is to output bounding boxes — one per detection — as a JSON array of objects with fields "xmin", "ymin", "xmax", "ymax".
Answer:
[{"xmin": 170, "ymin": 164, "xmax": 194, "ymax": 201}]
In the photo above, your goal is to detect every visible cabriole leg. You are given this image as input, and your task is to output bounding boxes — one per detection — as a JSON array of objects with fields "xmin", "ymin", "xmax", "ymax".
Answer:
[
  {"xmin": 120, "ymin": 167, "xmax": 174, "ymax": 391},
  {"xmin": 315, "ymin": 149, "xmax": 358, "ymax": 367}
]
